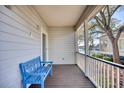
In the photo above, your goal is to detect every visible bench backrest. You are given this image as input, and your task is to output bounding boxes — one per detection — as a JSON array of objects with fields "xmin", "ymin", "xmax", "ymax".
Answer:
[{"xmin": 19, "ymin": 56, "xmax": 41, "ymax": 80}]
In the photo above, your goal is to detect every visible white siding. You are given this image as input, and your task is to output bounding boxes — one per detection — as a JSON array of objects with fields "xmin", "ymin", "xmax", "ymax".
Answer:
[
  {"xmin": 0, "ymin": 5, "xmax": 48, "ymax": 88},
  {"xmin": 48, "ymin": 27, "xmax": 75, "ymax": 64}
]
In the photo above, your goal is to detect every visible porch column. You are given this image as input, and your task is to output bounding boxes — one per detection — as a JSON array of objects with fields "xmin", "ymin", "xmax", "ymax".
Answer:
[{"xmin": 84, "ymin": 19, "xmax": 89, "ymax": 77}]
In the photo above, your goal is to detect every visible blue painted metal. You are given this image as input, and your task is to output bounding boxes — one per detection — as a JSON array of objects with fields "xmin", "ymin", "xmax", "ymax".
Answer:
[{"xmin": 19, "ymin": 56, "xmax": 53, "ymax": 88}]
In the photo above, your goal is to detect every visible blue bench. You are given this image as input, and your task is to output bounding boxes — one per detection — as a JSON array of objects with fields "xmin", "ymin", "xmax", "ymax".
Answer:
[{"xmin": 19, "ymin": 56, "xmax": 53, "ymax": 88}]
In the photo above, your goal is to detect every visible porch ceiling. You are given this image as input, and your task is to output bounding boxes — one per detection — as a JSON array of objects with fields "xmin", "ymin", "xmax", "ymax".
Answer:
[{"xmin": 34, "ymin": 5, "xmax": 86, "ymax": 27}]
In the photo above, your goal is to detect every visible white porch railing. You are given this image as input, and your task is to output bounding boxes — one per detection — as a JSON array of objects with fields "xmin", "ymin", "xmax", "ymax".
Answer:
[{"xmin": 76, "ymin": 52, "xmax": 124, "ymax": 88}]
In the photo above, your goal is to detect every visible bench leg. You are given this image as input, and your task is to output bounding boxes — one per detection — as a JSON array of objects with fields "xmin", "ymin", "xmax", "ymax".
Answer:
[
  {"xmin": 23, "ymin": 83, "xmax": 26, "ymax": 88},
  {"xmin": 41, "ymin": 82, "xmax": 44, "ymax": 88},
  {"xmin": 49, "ymin": 69, "xmax": 52, "ymax": 77}
]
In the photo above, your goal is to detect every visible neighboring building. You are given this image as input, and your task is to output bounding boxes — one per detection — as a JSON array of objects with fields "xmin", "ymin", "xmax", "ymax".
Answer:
[{"xmin": 99, "ymin": 32, "xmax": 124, "ymax": 56}]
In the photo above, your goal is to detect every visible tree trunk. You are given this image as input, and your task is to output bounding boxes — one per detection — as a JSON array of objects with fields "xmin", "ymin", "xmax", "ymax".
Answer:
[{"xmin": 111, "ymin": 39, "xmax": 121, "ymax": 64}]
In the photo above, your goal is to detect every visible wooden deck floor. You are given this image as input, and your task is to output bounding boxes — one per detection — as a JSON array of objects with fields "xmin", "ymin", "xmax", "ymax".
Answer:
[{"xmin": 30, "ymin": 65, "xmax": 95, "ymax": 88}]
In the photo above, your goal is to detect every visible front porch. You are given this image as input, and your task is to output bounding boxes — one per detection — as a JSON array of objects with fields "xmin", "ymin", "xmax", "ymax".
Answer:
[
  {"xmin": 30, "ymin": 65, "xmax": 95, "ymax": 88},
  {"xmin": 0, "ymin": 5, "xmax": 124, "ymax": 88}
]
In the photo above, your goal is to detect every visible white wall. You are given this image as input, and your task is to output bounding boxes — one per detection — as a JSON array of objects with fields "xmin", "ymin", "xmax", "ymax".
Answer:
[
  {"xmin": 0, "ymin": 5, "xmax": 48, "ymax": 88},
  {"xmin": 40, "ymin": 25, "xmax": 49, "ymax": 61},
  {"xmin": 48, "ymin": 27, "xmax": 75, "ymax": 64},
  {"xmin": 76, "ymin": 53, "xmax": 85, "ymax": 72}
]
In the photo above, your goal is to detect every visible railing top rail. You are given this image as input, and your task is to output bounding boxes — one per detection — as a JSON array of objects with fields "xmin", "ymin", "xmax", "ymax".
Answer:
[
  {"xmin": 76, "ymin": 52, "xmax": 85, "ymax": 56},
  {"xmin": 87, "ymin": 55, "xmax": 124, "ymax": 69},
  {"xmin": 76, "ymin": 52, "xmax": 124, "ymax": 69}
]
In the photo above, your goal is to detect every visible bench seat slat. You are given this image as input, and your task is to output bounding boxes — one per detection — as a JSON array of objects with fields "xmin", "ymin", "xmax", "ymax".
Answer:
[
  {"xmin": 35, "ymin": 65, "xmax": 50, "ymax": 74},
  {"xmin": 26, "ymin": 75, "xmax": 43, "ymax": 83}
]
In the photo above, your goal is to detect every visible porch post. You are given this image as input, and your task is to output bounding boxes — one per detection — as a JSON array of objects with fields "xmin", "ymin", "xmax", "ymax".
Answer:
[{"xmin": 84, "ymin": 19, "xmax": 89, "ymax": 77}]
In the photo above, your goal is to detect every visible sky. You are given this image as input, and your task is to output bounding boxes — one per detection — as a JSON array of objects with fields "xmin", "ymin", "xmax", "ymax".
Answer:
[{"xmin": 112, "ymin": 5, "xmax": 124, "ymax": 25}]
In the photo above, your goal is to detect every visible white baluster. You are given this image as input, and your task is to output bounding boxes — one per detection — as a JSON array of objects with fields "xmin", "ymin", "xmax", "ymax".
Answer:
[
  {"xmin": 123, "ymin": 69, "xmax": 124, "ymax": 88},
  {"xmin": 88, "ymin": 58, "xmax": 90, "ymax": 77},
  {"xmin": 93, "ymin": 59, "xmax": 95, "ymax": 80},
  {"xmin": 95, "ymin": 60, "xmax": 97, "ymax": 85},
  {"xmin": 116, "ymin": 67, "xmax": 120, "ymax": 88},
  {"xmin": 107, "ymin": 64, "xmax": 110, "ymax": 88},
  {"xmin": 83, "ymin": 55, "xmax": 85, "ymax": 72},
  {"xmin": 98, "ymin": 61, "xmax": 99, "ymax": 87},
  {"xmin": 89, "ymin": 58, "xmax": 91, "ymax": 77},
  {"xmin": 87, "ymin": 57, "xmax": 89, "ymax": 76},
  {"xmin": 84, "ymin": 55, "xmax": 85, "ymax": 72},
  {"xmin": 100, "ymin": 62, "xmax": 103, "ymax": 88},
  {"xmin": 111, "ymin": 66, "xmax": 114, "ymax": 88},
  {"xmin": 86, "ymin": 57, "xmax": 88, "ymax": 76},
  {"xmin": 91, "ymin": 59, "xmax": 93, "ymax": 79},
  {"xmin": 103, "ymin": 63, "xmax": 106, "ymax": 88},
  {"xmin": 94, "ymin": 60, "xmax": 96, "ymax": 82}
]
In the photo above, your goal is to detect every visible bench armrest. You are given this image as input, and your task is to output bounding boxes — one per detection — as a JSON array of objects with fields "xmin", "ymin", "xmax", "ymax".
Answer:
[
  {"xmin": 40, "ymin": 61, "xmax": 53, "ymax": 67},
  {"xmin": 40, "ymin": 61, "xmax": 53, "ymax": 64}
]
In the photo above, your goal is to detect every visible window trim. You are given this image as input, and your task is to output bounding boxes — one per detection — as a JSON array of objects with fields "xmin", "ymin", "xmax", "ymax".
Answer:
[{"xmin": 119, "ymin": 38, "xmax": 124, "ymax": 51}]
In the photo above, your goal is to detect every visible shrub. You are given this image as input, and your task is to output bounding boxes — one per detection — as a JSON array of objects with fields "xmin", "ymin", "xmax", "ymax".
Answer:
[
  {"xmin": 95, "ymin": 53, "xmax": 104, "ymax": 59},
  {"xmin": 103, "ymin": 56, "xmax": 113, "ymax": 62},
  {"xmin": 92, "ymin": 53, "xmax": 113, "ymax": 62},
  {"xmin": 92, "ymin": 53, "xmax": 96, "ymax": 57}
]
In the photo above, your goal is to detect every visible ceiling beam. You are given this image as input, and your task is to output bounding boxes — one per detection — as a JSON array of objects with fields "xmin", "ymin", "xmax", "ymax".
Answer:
[{"xmin": 75, "ymin": 5, "xmax": 104, "ymax": 30}]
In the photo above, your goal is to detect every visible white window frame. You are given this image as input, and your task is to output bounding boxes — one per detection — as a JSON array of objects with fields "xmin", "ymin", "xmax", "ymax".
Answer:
[{"xmin": 119, "ymin": 38, "xmax": 124, "ymax": 51}]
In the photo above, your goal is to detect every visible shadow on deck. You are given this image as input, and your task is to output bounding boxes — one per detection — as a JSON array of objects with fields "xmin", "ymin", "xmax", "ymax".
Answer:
[{"xmin": 30, "ymin": 65, "xmax": 95, "ymax": 88}]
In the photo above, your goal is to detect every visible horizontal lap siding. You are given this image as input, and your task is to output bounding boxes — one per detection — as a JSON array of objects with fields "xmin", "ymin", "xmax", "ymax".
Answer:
[
  {"xmin": 48, "ymin": 27, "xmax": 75, "ymax": 64},
  {"xmin": 0, "ymin": 6, "xmax": 47, "ymax": 87}
]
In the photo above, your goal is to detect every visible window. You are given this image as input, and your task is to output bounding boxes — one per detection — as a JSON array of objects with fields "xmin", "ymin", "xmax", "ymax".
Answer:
[
  {"xmin": 76, "ymin": 25, "xmax": 85, "ymax": 54},
  {"xmin": 87, "ymin": 19, "xmax": 103, "ymax": 55},
  {"xmin": 119, "ymin": 39, "xmax": 124, "ymax": 50},
  {"xmin": 87, "ymin": 5, "xmax": 124, "ymax": 61}
]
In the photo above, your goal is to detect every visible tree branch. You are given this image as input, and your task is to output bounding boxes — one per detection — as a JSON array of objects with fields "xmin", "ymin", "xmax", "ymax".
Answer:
[
  {"xmin": 94, "ymin": 16, "xmax": 114, "ymax": 40},
  {"xmin": 102, "ymin": 6, "xmax": 107, "ymax": 13},
  {"xmin": 90, "ymin": 30, "xmax": 104, "ymax": 34},
  {"xmin": 94, "ymin": 16, "xmax": 103, "ymax": 24},
  {"xmin": 88, "ymin": 23, "xmax": 97, "ymax": 30},
  {"xmin": 106, "ymin": 5, "xmax": 111, "ymax": 26},
  {"xmin": 111, "ymin": 5, "xmax": 121, "ymax": 16},
  {"xmin": 94, "ymin": 16, "xmax": 114, "ymax": 41},
  {"xmin": 94, "ymin": 16, "xmax": 105, "ymax": 30},
  {"xmin": 100, "ymin": 11, "xmax": 106, "ymax": 26},
  {"xmin": 116, "ymin": 25, "xmax": 124, "ymax": 40}
]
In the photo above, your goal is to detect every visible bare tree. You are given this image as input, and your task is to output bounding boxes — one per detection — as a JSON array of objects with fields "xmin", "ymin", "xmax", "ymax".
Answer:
[{"xmin": 92, "ymin": 5, "xmax": 124, "ymax": 64}]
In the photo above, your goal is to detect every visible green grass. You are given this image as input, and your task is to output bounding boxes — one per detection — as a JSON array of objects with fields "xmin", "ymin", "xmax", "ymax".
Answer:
[{"xmin": 92, "ymin": 53, "xmax": 113, "ymax": 62}]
